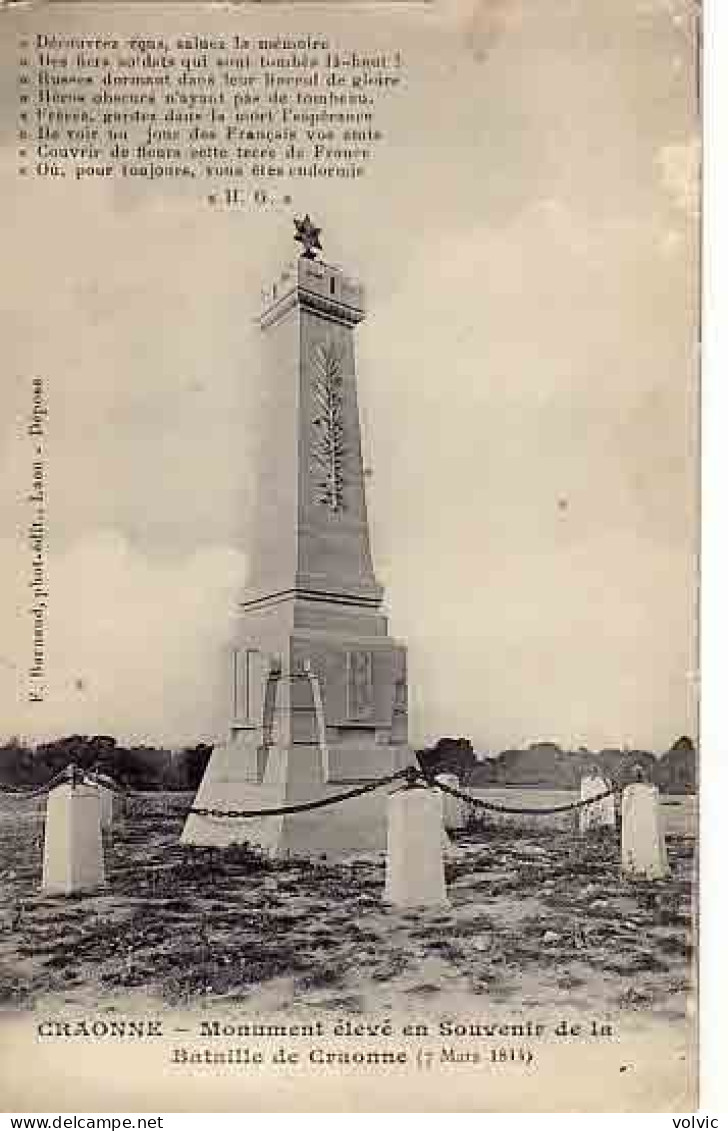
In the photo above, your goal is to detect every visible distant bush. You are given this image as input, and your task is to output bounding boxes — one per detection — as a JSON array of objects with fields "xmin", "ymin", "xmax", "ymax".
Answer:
[
  {"xmin": 440, "ymin": 737, "xmax": 696, "ymax": 793},
  {"xmin": 0, "ymin": 736, "xmax": 212, "ymax": 791}
]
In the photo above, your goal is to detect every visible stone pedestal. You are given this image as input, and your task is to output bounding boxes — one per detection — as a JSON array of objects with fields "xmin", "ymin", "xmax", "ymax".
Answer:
[
  {"xmin": 578, "ymin": 773, "xmax": 616, "ymax": 834},
  {"xmin": 435, "ymin": 773, "xmax": 468, "ymax": 831},
  {"xmin": 181, "ymin": 704, "xmax": 413, "ymax": 857},
  {"xmin": 621, "ymin": 782, "xmax": 669, "ymax": 879},
  {"xmin": 183, "ymin": 245, "xmax": 412, "ymax": 858},
  {"xmin": 384, "ymin": 786, "xmax": 449, "ymax": 909},
  {"xmin": 42, "ymin": 782, "xmax": 105, "ymax": 895}
]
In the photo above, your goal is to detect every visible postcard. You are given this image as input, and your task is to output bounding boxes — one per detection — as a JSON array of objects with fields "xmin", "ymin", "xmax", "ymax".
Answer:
[{"xmin": 0, "ymin": 0, "xmax": 700, "ymax": 1112}]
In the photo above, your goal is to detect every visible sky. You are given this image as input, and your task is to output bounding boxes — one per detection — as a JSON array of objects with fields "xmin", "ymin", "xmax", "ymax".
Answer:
[{"xmin": 0, "ymin": 0, "xmax": 699, "ymax": 753}]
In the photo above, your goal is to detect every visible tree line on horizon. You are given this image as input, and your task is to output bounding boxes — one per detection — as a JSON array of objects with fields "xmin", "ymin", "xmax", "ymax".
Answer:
[
  {"xmin": 417, "ymin": 735, "xmax": 697, "ymax": 794},
  {"xmin": 0, "ymin": 735, "xmax": 212, "ymax": 792},
  {"xmin": 0, "ymin": 733, "xmax": 697, "ymax": 794}
]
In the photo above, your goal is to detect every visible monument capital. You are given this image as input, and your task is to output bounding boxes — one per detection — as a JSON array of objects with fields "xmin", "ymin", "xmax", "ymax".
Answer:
[{"xmin": 259, "ymin": 255, "xmax": 365, "ymax": 330}]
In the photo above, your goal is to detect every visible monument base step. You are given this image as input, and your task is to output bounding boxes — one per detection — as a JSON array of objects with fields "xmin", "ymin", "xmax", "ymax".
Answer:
[{"xmin": 181, "ymin": 740, "xmax": 416, "ymax": 859}]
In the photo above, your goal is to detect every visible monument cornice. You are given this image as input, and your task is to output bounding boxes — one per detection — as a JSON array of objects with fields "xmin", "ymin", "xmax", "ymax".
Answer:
[
  {"xmin": 298, "ymin": 286, "xmax": 365, "ymax": 325},
  {"xmin": 241, "ymin": 584, "xmax": 383, "ymax": 612},
  {"xmin": 259, "ymin": 285, "xmax": 365, "ymax": 330}
]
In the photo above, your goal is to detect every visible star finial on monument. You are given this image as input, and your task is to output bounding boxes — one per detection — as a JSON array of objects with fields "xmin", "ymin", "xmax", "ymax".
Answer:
[{"xmin": 294, "ymin": 214, "xmax": 323, "ymax": 260}]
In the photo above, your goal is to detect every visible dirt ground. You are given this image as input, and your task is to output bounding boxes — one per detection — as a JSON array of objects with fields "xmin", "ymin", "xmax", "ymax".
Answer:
[{"xmin": 0, "ymin": 790, "xmax": 695, "ymax": 1021}]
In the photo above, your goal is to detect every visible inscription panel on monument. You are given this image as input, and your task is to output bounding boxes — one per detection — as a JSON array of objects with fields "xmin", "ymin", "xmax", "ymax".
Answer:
[
  {"xmin": 346, "ymin": 649, "xmax": 375, "ymax": 721},
  {"xmin": 233, "ymin": 647, "xmax": 265, "ymax": 728}
]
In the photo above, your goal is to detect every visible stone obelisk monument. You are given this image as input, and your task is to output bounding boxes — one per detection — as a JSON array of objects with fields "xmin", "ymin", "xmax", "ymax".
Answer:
[{"xmin": 182, "ymin": 217, "xmax": 412, "ymax": 856}]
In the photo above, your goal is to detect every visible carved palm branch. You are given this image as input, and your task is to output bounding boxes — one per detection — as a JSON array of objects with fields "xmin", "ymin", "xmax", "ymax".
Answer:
[{"xmin": 310, "ymin": 342, "xmax": 346, "ymax": 511}]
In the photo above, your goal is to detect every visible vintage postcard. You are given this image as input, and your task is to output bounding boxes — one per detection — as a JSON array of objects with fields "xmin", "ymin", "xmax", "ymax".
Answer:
[{"xmin": 0, "ymin": 0, "xmax": 700, "ymax": 1113}]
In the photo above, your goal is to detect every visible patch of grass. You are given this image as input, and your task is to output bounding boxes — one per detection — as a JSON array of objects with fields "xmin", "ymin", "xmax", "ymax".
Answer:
[
  {"xmin": 295, "ymin": 963, "xmax": 347, "ymax": 991},
  {"xmin": 0, "ymin": 791, "xmax": 696, "ymax": 1015}
]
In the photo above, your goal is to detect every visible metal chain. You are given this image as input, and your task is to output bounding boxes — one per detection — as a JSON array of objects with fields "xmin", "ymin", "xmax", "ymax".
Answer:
[
  {"xmin": 0, "ymin": 767, "xmax": 79, "ymax": 799},
  {"xmin": 0, "ymin": 765, "xmax": 139, "ymax": 799},
  {"xmin": 80, "ymin": 769, "xmax": 130, "ymax": 795},
  {"xmin": 190, "ymin": 769, "xmax": 411, "ymax": 819},
  {"xmin": 434, "ymin": 777, "xmax": 621, "ymax": 816},
  {"xmin": 0, "ymin": 762, "xmax": 621, "ymax": 821},
  {"xmin": 82, "ymin": 769, "xmax": 185, "ymax": 798}
]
